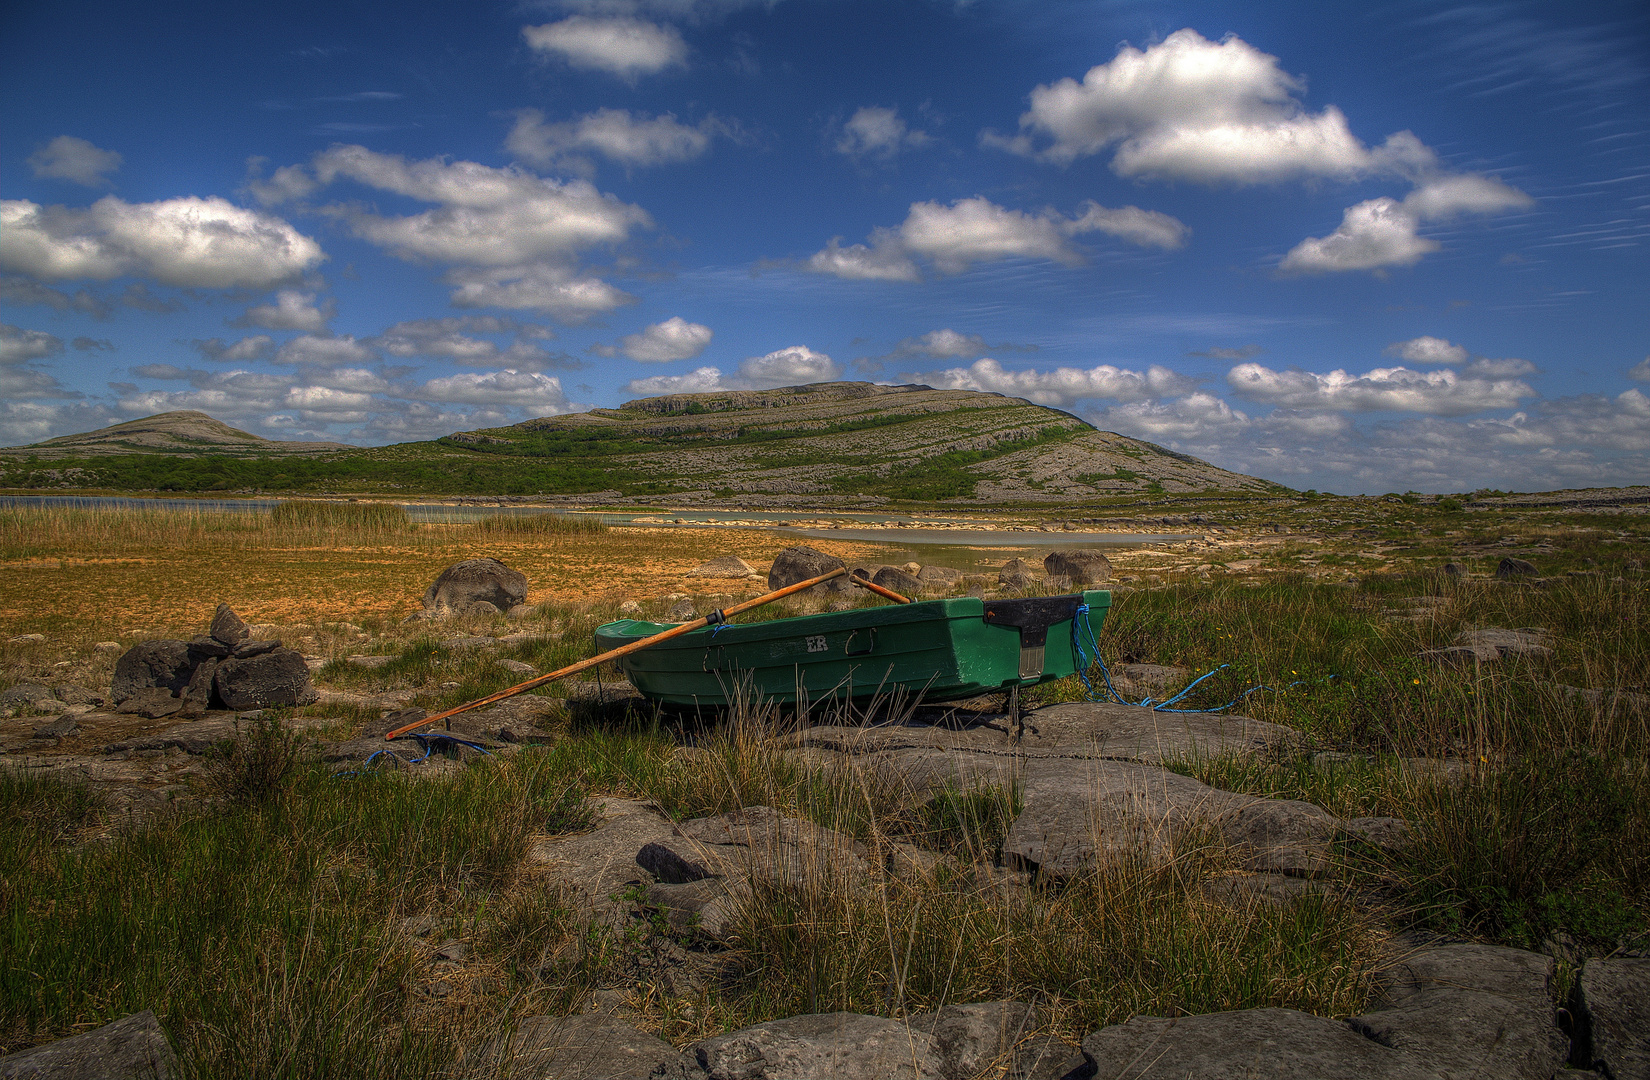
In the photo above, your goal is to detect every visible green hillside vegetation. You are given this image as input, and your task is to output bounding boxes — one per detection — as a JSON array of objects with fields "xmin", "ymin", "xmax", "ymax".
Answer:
[{"xmin": 0, "ymin": 383, "xmax": 1280, "ymax": 506}]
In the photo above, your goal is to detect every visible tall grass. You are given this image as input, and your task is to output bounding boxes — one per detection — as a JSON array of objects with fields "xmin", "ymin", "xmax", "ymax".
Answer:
[
  {"xmin": 270, "ymin": 499, "xmax": 411, "ymax": 532},
  {"xmin": 465, "ymin": 512, "xmax": 606, "ymax": 538},
  {"xmin": 0, "ymin": 761, "xmax": 596, "ymax": 1074}
]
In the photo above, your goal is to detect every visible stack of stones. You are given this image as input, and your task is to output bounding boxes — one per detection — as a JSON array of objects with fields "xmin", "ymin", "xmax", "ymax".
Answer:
[{"xmin": 110, "ymin": 604, "xmax": 318, "ymax": 719}]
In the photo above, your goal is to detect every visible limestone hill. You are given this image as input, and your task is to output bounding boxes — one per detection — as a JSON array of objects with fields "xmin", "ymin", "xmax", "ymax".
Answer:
[
  {"xmin": 6, "ymin": 411, "xmax": 348, "ymax": 457},
  {"xmin": 444, "ymin": 382, "xmax": 1277, "ymax": 504}
]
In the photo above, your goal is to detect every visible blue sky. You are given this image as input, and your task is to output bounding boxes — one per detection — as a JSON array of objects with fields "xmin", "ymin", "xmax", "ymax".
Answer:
[{"xmin": 3, "ymin": 0, "xmax": 1646, "ymax": 493}]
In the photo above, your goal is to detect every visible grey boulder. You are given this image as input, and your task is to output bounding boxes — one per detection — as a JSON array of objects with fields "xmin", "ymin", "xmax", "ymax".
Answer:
[
  {"xmin": 690, "ymin": 555, "xmax": 758, "ymax": 579},
  {"xmin": 1576, "ymin": 956, "xmax": 1650, "ymax": 1080},
  {"xmin": 871, "ymin": 565, "xmax": 922, "ymax": 596},
  {"xmin": 0, "ymin": 1010, "xmax": 176, "ymax": 1080},
  {"xmin": 1043, "ymin": 548, "xmax": 1113, "ymax": 585},
  {"xmin": 109, "ymin": 640, "xmax": 192, "ymax": 704},
  {"xmin": 690, "ymin": 1012, "xmax": 946, "ymax": 1080},
  {"xmin": 469, "ymin": 1012, "xmax": 692, "ymax": 1080},
  {"xmin": 423, "ymin": 558, "xmax": 528, "ymax": 616},
  {"xmin": 208, "ymin": 603, "xmax": 249, "ymax": 646},
  {"xmin": 213, "ymin": 649, "xmax": 319, "ymax": 710},
  {"xmin": 767, "ymin": 546, "xmax": 849, "ymax": 593},
  {"xmin": 907, "ymin": 1000, "xmax": 1042, "ymax": 1080},
  {"xmin": 997, "ymin": 558, "xmax": 1042, "ymax": 590},
  {"xmin": 1497, "ymin": 556, "xmax": 1539, "ymax": 579}
]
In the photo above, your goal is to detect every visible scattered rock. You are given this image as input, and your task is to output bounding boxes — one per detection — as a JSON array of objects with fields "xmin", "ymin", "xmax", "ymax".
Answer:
[
  {"xmin": 179, "ymin": 657, "xmax": 220, "ymax": 716},
  {"xmin": 1575, "ymin": 956, "xmax": 1650, "ymax": 1080},
  {"xmin": 422, "ymin": 558, "xmax": 528, "ymax": 616},
  {"xmin": 915, "ymin": 565, "xmax": 963, "ymax": 591},
  {"xmin": 497, "ymin": 659, "xmax": 536, "ymax": 676},
  {"xmin": 473, "ymin": 1013, "xmax": 692, "ymax": 1080},
  {"xmin": 52, "ymin": 683, "xmax": 102, "ymax": 707},
  {"xmin": 997, "ymin": 558, "xmax": 1042, "ymax": 590},
  {"xmin": 907, "ymin": 1000, "xmax": 1041, "ymax": 1080},
  {"xmin": 232, "ymin": 639, "xmax": 281, "ymax": 659},
  {"xmin": 32, "ymin": 714, "xmax": 79, "ymax": 739},
  {"xmin": 506, "ymin": 604, "xmax": 533, "ymax": 620},
  {"xmin": 94, "ymin": 641, "xmax": 124, "ymax": 652},
  {"xmin": 767, "ymin": 546, "xmax": 850, "ymax": 593},
  {"xmin": 1454, "ymin": 627, "xmax": 1553, "ymax": 658},
  {"xmin": 0, "ymin": 1009, "xmax": 177, "ymax": 1080},
  {"xmin": 208, "ymin": 603, "xmax": 249, "ymax": 646},
  {"xmin": 1442, "ymin": 562, "xmax": 1468, "ymax": 578},
  {"xmin": 1497, "ymin": 556, "xmax": 1539, "ymax": 579},
  {"xmin": 214, "ymin": 649, "xmax": 319, "ymax": 710},
  {"xmin": 0, "ymin": 681, "xmax": 63, "ymax": 710},
  {"xmin": 7, "ymin": 633, "xmax": 46, "ymax": 645},
  {"xmin": 440, "ymin": 636, "xmax": 496, "ymax": 652},
  {"xmin": 109, "ymin": 640, "xmax": 192, "ymax": 703},
  {"xmin": 618, "ymin": 599, "xmax": 642, "ymax": 615},
  {"xmin": 1043, "ymin": 548, "xmax": 1113, "ymax": 585},
  {"xmin": 690, "ymin": 555, "xmax": 759, "ymax": 578},
  {"xmin": 690, "ymin": 1012, "xmax": 946, "ymax": 1080},
  {"xmin": 346, "ymin": 655, "xmax": 393, "ymax": 669},
  {"xmin": 113, "ymin": 687, "xmax": 185, "ymax": 719},
  {"xmin": 665, "ymin": 599, "xmax": 696, "ymax": 622},
  {"xmin": 871, "ymin": 565, "xmax": 922, "ymax": 596},
  {"xmin": 1082, "ymin": 1008, "xmax": 1433, "ymax": 1079}
]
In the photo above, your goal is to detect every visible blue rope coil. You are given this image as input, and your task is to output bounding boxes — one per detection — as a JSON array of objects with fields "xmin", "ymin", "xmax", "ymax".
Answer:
[
  {"xmin": 333, "ymin": 731, "xmax": 495, "ymax": 778},
  {"xmin": 1070, "ymin": 602, "xmax": 1334, "ymax": 714}
]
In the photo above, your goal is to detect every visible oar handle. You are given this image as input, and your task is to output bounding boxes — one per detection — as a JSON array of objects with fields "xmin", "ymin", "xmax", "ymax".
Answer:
[
  {"xmin": 848, "ymin": 571, "xmax": 912, "ymax": 604},
  {"xmin": 383, "ymin": 565, "xmax": 849, "ymax": 739}
]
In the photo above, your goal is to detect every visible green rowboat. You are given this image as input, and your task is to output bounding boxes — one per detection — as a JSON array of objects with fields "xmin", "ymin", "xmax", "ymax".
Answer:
[{"xmin": 593, "ymin": 590, "xmax": 1111, "ymax": 708}]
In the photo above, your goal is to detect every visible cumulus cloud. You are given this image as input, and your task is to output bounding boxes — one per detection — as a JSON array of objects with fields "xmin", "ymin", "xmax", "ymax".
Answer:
[
  {"xmin": 0, "ymin": 196, "xmax": 324, "ymax": 289},
  {"xmin": 624, "ymin": 345, "xmax": 839, "ymax": 395},
  {"xmin": 1628, "ymin": 357, "xmax": 1650, "ymax": 382},
  {"xmin": 904, "ymin": 357, "xmax": 1196, "ymax": 406},
  {"xmin": 807, "ymin": 196, "xmax": 1186, "ymax": 282},
  {"xmin": 243, "ymin": 157, "xmax": 322, "ymax": 206},
  {"xmin": 1094, "ymin": 389, "xmax": 1649, "ymax": 493},
  {"xmin": 130, "ymin": 363, "xmax": 189, "ymax": 380},
  {"xmin": 986, "ymin": 29, "xmax": 1373, "ymax": 180},
  {"xmin": 836, "ymin": 106, "xmax": 932, "ymax": 160},
  {"xmin": 506, "ymin": 108, "xmax": 726, "ymax": 175},
  {"xmin": 1385, "ymin": 336, "xmax": 1468, "ymax": 365},
  {"xmin": 374, "ymin": 317, "xmax": 518, "ymax": 361},
  {"xmin": 891, "ymin": 329, "xmax": 991, "ymax": 359},
  {"xmin": 273, "ymin": 334, "xmax": 375, "ymax": 366},
  {"xmin": 0, "ymin": 325, "xmax": 65, "ymax": 365},
  {"xmin": 417, "ymin": 369, "xmax": 573, "ymax": 409},
  {"xmin": 0, "ymin": 402, "xmax": 122, "ymax": 447},
  {"xmin": 193, "ymin": 336, "xmax": 275, "ymax": 363},
  {"xmin": 265, "ymin": 145, "xmax": 649, "ymax": 319},
  {"xmin": 1226, "ymin": 362, "xmax": 1535, "ymax": 415},
  {"xmin": 598, "ymin": 316, "xmax": 713, "ymax": 361},
  {"xmin": 0, "ymin": 277, "xmax": 112, "ymax": 318},
  {"xmin": 72, "ymin": 336, "xmax": 115, "ymax": 352},
  {"xmin": 233, "ymin": 289, "xmax": 335, "ymax": 332},
  {"xmin": 27, "ymin": 136, "xmax": 123, "ymax": 187},
  {"xmin": 1281, "ymin": 176, "xmax": 1534, "ymax": 274},
  {"xmin": 522, "ymin": 17, "xmax": 687, "ymax": 81}
]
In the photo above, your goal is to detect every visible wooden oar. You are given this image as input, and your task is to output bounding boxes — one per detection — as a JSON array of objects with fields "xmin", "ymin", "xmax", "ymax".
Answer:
[
  {"xmin": 848, "ymin": 572, "xmax": 912, "ymax": 604},
  {"xmin": 384, "ymin": 565, "xmax": 850, "ymax": 740}
]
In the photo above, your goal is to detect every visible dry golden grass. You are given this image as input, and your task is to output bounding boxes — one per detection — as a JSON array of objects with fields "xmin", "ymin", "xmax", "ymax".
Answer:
[{"xmin": 0, "ymin": 505, "xmax": 885, "ymax": 636}]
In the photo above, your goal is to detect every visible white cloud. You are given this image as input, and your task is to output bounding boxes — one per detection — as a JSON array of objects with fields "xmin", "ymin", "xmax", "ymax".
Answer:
[
  {"xmin": 905, "ymin": 357, "xmax": 1196, "ymax": 407},
  {"xmin": 1226, "ymin": 362, "xmax": 1535, "ymax": 415},
  {"xmin": 989, "ymin": 29, "xmax": 1371, "ymax": 181},
  {"xmin": 608, "ymin": 316, "xmax": 713, "ymax": 361},
  {"xmin": 0, "ymin": 196, "xmax": 324, "ymax": 289},
  {"xmin": 1630, "ymin": 357, "xmax": 1650, "ymax": 382},
  {"xmin": 193, "ymin": 336, "xmax": 275, "ymax": 363},
  {"xmin": 836, "ymin": 106, "xmax": 932, "ymax": 160},
  {"xmin": 374, "ymin": 317, "xmax": 515, "ymax": 361},
  {"xmin": 507, "ymin": 108, "xmax": 721, "ymax": 174},
  {"xmin": 624, "ymin": 344, "xmax": 840, "ymax": 395},
  {"xmin": 522, "ymin": 17, "xmax": 687, "ymax": 80},
  {"xmin": 289, "ymin": 145, "xmax": 648, "ymax": 319},
  {"xmin": 417, "ymin": 369, "xmax": 573, "ymax": 409},
  {"xmin": 446, "ymin": 263, "xmax": 636, "ymax": 320},
  {"xmin": 273, "ymin": 334, "xmax": 375, "ymax": 366},
  {"xmin": 234, "ymin": 289, "xmax": 334, "ymax": 332},
  {"xmin": 131, "ymin": 363, "xmax": 189, "ymax": 380},
  {"xmin": 1281, "ymin": 169, "xmax": 1533, "ymax": 274},
  {"xmin": 1278, "ymin": 197, "xmax": 1437, "ymax": 274},
  {"xmin": 892, "ymin": 329, "xmax": 990, "ymax": 359},
  {"xmin": 1100, "ymin": 392, "xmax": 1254, "ymax": 442},
  {"xmin": 243, "ymin": 158, "xmax": 322, "ymax": 206},
  {"xmin": 0, "ymin": 325, "xmax": 65, "ymax": 365},
  {"xmin": 27, "ymin": 136, "xmax": 123, "ymax": 187},
  {"xmin": 807, "ymin": 196, "xmax": 1186, "ymax": 281},
  {"xmin": 1385, "ymin": 336, "xmax": 1468, "ymax": 365},
  {"xmin": 313, "ymin": 146, "xmax": 650, "ymax": 267},
  {"xmin": 0, "ymin": 402, "xmax": 121, "ymax": 447}
]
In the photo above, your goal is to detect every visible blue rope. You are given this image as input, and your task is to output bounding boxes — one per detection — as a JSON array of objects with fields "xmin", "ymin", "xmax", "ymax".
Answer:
[
  {"xmin": 333, "ymin": 732, "xmax": 495, "ymax": 778},
  {"xmin": 1069, "ymin": 603, "xmax": 1335, "ymax": 714}
]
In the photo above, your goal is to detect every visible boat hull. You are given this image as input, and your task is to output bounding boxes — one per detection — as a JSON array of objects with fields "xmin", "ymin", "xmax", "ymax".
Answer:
[{"xmin": 593, "ymin": 590, "xmax": 1110, "ymax": 708}]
